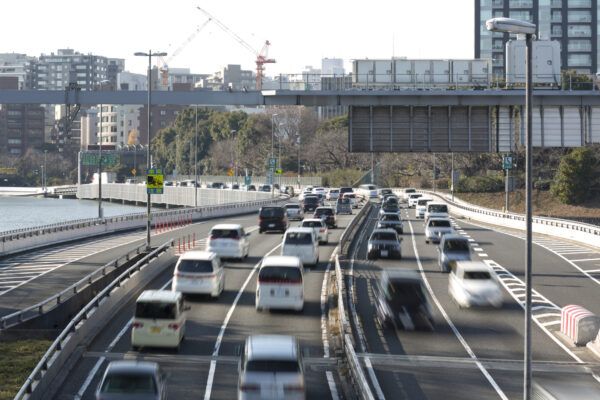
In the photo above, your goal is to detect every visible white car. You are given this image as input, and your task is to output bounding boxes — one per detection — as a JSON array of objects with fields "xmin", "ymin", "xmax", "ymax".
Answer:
[
  {"xmin": 312, "ymin": 187, "xmax": 326, "ymax": 197},
  {"xmin": 281, "ymin": 227, "xmax": 319, "ymax": 267},
  {"xmin": 172, "ymin": 251, "xmax": 225, "ymax": 298},
  {"xmin": 256, "ymin": 256, "xmax": 304, "ymax": 312},
  {"xmin": 206, "ymin": 224, "xmax": 250, "ymax": 260},
  {"xmin": 301, "ymin": 218, "xmax": 328, "ymax": 244},
  {"xmin": 449, "ymin": 261, "xmax": 503, "ymax": 308},
  {"xmin": 424, "ymin": 202, "xmax": 449, "ymax": 222},
  {"xmin": 415, "ymin": 198, "xmax": 433, "ymax": 218},
  {"xmin": 401, "ymin": 188, "xmax": 417, "ymax": 202},
  {"xmin": 298, "ymin": 188, "xmax": 313, "ymax": 202},
  {"xmin": 408, "ymin": 193, "xmax": 423, "ymax": 208},
  {"xmin": 284, "ymin": 203, "xmax": 304, "ymax": 221},
  {"xmin": 131, "ymin": 290, "xmax": 186, "ymax": 350},
  {"xmin": 326, "ymin": 189, "xmax": 340, "ymax": 201}
]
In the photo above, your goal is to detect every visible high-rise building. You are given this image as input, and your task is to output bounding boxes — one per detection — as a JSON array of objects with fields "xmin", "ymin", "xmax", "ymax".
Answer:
[
  {"xmin": 475, "ymin": 0, "xmax": 599, "ymax": 77},
  {"xmin": 0, "ymin": 53, "xmax": 36, "ymax": 89},
  {"xmin": 0, "ymin": 103, "xmax": 45, "ymax": 154},
  {"xmin": 321, "ymin": 58, "xmax": 345, "ymax": 76}
]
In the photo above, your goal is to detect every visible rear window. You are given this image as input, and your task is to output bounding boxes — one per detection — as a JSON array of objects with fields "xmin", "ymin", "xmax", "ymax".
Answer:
[
  {"xmin": 316, "ymin": 208, "xmax": 334, "ymax": 215},
  {"xmin": 101, "ymin": 373, "xmax": 157, "ymax": 394},
  {"xmin": 177, "ymin": 259, "xmax": 214, "ymax": 273},
  {"xmin": 245, "ymin": 360, "xmax": 300, "ymax": 373},
  {"xmin": 285, "ymin": 232, "xmax": 313, "ymax": 245},
  {"xmin": 464, "ymin": 271, "xmax": 492, "ymax": 280},
  {"xmin": 344, "ymin": 194, "xmax": 356, "ymax": 199},
  {"xmin": 259, "ymin": 266, "xmax": 302, "ymax": 283},
  {"xmin": 417, "ymin": 199, "xmax": 430, "ymax": 206},
  {"xmin": 387, "ymin": 280, "xmax": 427, "ymax": 307},
  {"xmin": 285, "ymin": 204, "xmax": 300, "ymax": 210},
  {"xmin": 329, "ymin": 189, "xmax": 339, "ymax": 193},
  {"xmin": 429, "ymin": 220, "xmax": 451, "ymax": 227},
  {"xmin": 135, "ymin": 302, "xmax": 177, "ymax": 319},
  {"xmin": 302, "ymin": 220, "xmax": 324, "ymax": 228},
  {"xmin": 304, "ymin": 197, "xmax": 318, "ymax": 204},
  {"xmin": 405, "ymin": 189, "xmax": 416, "ymax": 194},
  {"xmin": 429, "ymin": 204, "xmax": 448, "ymax": 213},
  {"xmin": 371, "ymin": 232, "xmax": 397, "ymax": 241},
  {"xmin": 210, "ymin": 229, "xmax": 240, "ymax": 239},
  {"xmin": 380, "ymin": 189, "xmax": 392, "ymax": 194},
  {"xmin": 444, "ymin": 240, "xmax": 469, "ymax": 251},
  {"xmin": 367, "ymin": 185, "xmax": 376, "ymax": 190},
  {"xmin": 380, "ymin": 214, "xmax": 400, "ymax": 221},
  {"xmin": 338, "ymin": 198, "xmax": 350, "ymax": 204},
  {"xmin": 260, "ymin": 207, "xmax": 284, "ymax": 218},
  {"xmin": 409, "ymin": 194, "xmax": 422, "ymax": 199},
  {"xmin": 340, "ymin": 187, "xmax": 352, "ymax": 194}
]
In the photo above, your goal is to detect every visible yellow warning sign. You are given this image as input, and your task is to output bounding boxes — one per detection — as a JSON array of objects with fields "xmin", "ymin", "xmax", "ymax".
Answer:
[
  {"xmin": 228, "ymin": 169, "xmax": 234, "ymax": 176},
  {"xmin": 274, "ymin": 168, "xmax": 282, "ymax": 176}
]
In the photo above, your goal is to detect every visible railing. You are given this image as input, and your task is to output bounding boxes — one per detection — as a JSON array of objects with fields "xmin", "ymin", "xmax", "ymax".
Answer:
[
  {"xmin": 14, "ymin": 240, "xmax": 173, "ymax": 400},
  {"xmin": 0, "ymin": 243, "xmax": 146, "ymax": 330}
]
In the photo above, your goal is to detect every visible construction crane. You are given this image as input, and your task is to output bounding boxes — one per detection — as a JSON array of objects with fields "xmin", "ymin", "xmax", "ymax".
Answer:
[
  {"xmin": 157, "ymin": 18, "xmax": 212, "ymax": 87},
  {"xmin": 196, "ymin": 6, "xmax": 275, "ymax": 91}
]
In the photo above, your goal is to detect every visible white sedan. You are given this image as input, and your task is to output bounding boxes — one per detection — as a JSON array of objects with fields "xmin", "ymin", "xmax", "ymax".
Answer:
[
  {"xmin": 449, "ymin": 261, "xmax": 503, "ymax": 308},
  {"xmin": 300, "ymin": 218, "xmax": 329, "ymax": 244}
]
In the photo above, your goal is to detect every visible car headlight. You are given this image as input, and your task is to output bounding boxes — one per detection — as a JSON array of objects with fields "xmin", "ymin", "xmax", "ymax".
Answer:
[{"xmin": 368, "ymin": 244, "xmax": 373, "ymax": 251}]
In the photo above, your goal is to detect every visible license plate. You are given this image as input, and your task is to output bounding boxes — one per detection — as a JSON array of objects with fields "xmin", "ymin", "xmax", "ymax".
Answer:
[
  {"xmin": 269, "ymin": 224, "xmax": 275, "ymax": 228},
  {"xmin": 381, "ymin": 250, "xmax": 389, "ymax": 257},
  {"xmin": 150, "ymin": 327, "xmax": 162, "ymax": 333}
]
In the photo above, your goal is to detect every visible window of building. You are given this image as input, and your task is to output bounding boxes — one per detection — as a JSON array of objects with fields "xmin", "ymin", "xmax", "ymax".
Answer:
[
  {"xmin": 492, "ymin": 0, "xmax": 503, "ymax": 7},
  {"xmin": 568, "ymin": 25, "xmax": 591, "ymax": 37},
  {"xmin": 7, "ymin": 110, "xmax": 22, "ymax": 116},
  {"xmin": 568, "ymin": 39, "xmax": 592, "ymax": 51},
  {"xmin": 509, "ymin": 10, "xmax": 533, "ymax": 22},
  {"xmin": 493, "ymin": 39, "xmax": 504, "ymax": 50},
  {"xmin": 568, "ymin": 53, "xmax": 592, "ymax": 66},
  {"xmin": 160, "ymin": 110, "xmax": 166, "ymax": 116},
  {"xmin": 8, "ymin": 139, "xmax": 22, "ymax": 144},
  {"xmin": 128, "ymin": 120, "xmax": 132, "ymax": 126},
  {"xmin": 110, "ymin": 116, "xmax": 116, "ymax": 122},
  {"xmin": 493, "ymin": 10, "xmax": 504, "ymax": 18},
  {"xmin": 160, "ymin": 121, "xmax": 166, "ymax": 127},
  {"xmin": 75, "ymin": 65, "xmax": 87, "ymax": 70},
  {"xmin": 174, "ymin": 110, "xmax": 179, "ymax": 115},
  {"xmin": 551, "ymin": 24, "xmax": 563, "ymax": 36},
  {"xmin": 111, "ymin": 126, "xmax": 117, "ymax": 133},
  {"xmin": 568, "ymin": 0, "xmax": 591, "ymax": 7},
  {"xmin": 551, "ymin": 0, "xmax": 562, "ymax": 6},
  {"xmin": 9, "ymin": 148, "xmax": 21, "ymax": 154},
  {"xmin": 568, "ymin": 10, "xmax": 592, "ymax": 23},
  {"xmin": 509, "ymin": 0, "xmax": 533, "ymax": 7},
  {"xmin": 551, "ymin": 10, "xmax": 562, "ymax": 22}
]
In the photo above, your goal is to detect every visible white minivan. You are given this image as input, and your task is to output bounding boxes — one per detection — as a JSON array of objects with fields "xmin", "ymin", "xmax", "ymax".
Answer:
[
  {"xmin": 172, "ymin": 251, "xmax": 225, "ymax": 298},
  {"xmin": 256, "ymin": 256, "xmax": 304, "ymax": 312},
  {"xmin": 424, "ymin": 202, "xmax": 449, "ymax": 222},
  {"xmin": 281, "ymin": 227, "xmax": 319, "ymax": 267},
  {"xmin": 416, "ymin": 198, "xmax": 433, "ymax": 218},
  {"xmin": 206, "ymin": 224, "xmax": 250, "ymax": 260},
  {"xmin": 131, "ymin": 290, "xmax": 186, "ymax": 350},
  {"xmin": 300, "ymin": 218, "xmax": 328, "ymax": 244}
]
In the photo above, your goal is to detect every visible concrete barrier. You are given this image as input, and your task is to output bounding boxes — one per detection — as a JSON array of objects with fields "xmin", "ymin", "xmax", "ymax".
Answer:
[{"xmin": 560, "ymin": 305, "xmax": 600, "ymax": 346}]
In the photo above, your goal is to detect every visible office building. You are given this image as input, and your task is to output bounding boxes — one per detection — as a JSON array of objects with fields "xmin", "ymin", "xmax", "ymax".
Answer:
[
  {"xmin": 0, "ymin": 103, "xmax": 45, "ymax": 154},
  {"xmin": 321, "ymin": 58, "xmax": 345, "ymax": 76},
  {"xmin": 0, "ymin": 53, "xmax": 36, "ymax": 89},
  {"xmin": 475, "ymin": 0, "xmax": 599, "ymax": 77}
]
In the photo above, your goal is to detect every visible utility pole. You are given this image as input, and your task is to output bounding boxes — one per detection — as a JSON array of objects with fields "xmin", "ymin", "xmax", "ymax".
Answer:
[
  {"xmin": 98, "ymin": 104, "xmax": 103, "ymax": 219},
  {"xmin": 433, "ymin": 153, "xmax": 436, "ymax": 192},
  {"xmin": 194, "ymin": 105, "xmax": 198, "ymax": 208}
]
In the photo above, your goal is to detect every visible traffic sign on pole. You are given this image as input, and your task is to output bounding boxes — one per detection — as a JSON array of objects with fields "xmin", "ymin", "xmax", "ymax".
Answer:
[
  {"xmin": 266, "ymin": 171, "xmax": 274, "ymax": 185},
  {"xmin": 146, "ymin": 168, "xmax": 164, "ymax": 194},
  {"xmin": 274, "ymin": 168, "xmax": 282, "ymax": 176},
  {"xmin": 503, "ymin": 155, "xmax": 514, "ymax": 170},
  {"xmin": 269, "ymin": 158, "xmax": 276, "ymax": 169},
  {"xmin": 228, "ymin": 169, "xmax": 234, "ymax": 176},
  {"xmin": 245, "ymin": 176, "xmax": 251, "ymax": 185}
]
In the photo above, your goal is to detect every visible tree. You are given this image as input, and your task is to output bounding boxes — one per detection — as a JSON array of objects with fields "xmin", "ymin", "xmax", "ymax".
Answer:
[
  {"xmin": 551, "ymin": 147, "xmax": 597, "ymax": 204},
  {"xmin": 127, "ymin": 129, "xmax": 139, "ymax": 145}
]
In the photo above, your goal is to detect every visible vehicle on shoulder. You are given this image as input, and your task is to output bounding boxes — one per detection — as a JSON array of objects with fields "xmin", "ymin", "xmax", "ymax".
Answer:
[
  {"xmin": 425, "ymin": 217, "xmax": 454, "ymax": 244},
  {"xmin": 172, "ymin": 250, "xmax": 225, "ymax": 298},
  {"xmin": 209, "ymin": 182, "xmax": 225, "ymax": 189},
  {"xmin": 367, "ymin": 228, "xmax": 402, "ymax": 260},
  {"xmin": 401, "ymin": 188, "xmax": 417, "ymax": 202},
  {"xmin": 438, "ymin": 234, "xmax": 472, "ymax": 272},
  {"xmin": 131, "ymin": 290, "xmax": 187, "ymax": 350},
  {"xmin": 238, "ymin": 335, "xmax": 305, "ymax": 399},
  {"xmin": 284, "ymin": 203, "xmax": 303, "ymax": 221},
  {"xmin": 336, "ymin": 197, "xmax": 352, "ymax": 215},
  {"xmin": 258, "ymin": 206, "xmax": 288, "ymax": 233},
  {"xmin": 259, "ymin": 184, "xmax": 272, "ymax": 192},
  {"xmin": 326, "ymin": 188, "xmax": 340, "ymax": 201},
  {"xmin": 416, "ymin": 198, "xmax": 433, "ymax": 219},
  {"xmin": 377, "ymin": 213, "xmax": 403, "ymax": 234},
  {"xmin": 449, "ymin": 261, "xmax": 503, "ymax": 308},
  {"xmin": 281, "ymin": 227, "xmax": 319, "ymax": 267},
  {"xmin": 273, "ymin": 183, "xmax": 280, "ymax": 191},
  {"xmin": 424, "ymin": 202, "xmax": 449, "ymax": 222},
  {"xmin": 125, "ymin": 178, "xmax": 136, "ymax": 184},
  {"xmin": 256, "ymin": 256, "xmax": 304, "ymax": 312},
  {"xmin": 374, "ymin": 269, "xmax": 434, "ymax": 331},
  {"xmin": 313, "ymin": 206, "xmax": 337, "ymax": 228},
  {"xmin": 378, "ymin": 188, "xmax": 393, "ymax": 200},
  {"xmin": 206, "ymin": 224, "xmax": 250, "ymax": 260},
  {"xmin": 96, "ymin": 360, "xmax": 167, "ymax": 400},
  {"xmin": 163, "ymin": 180, "xmax": 174, "ymax": 187},
  {"xmin": 301, "ymin": 218, "xmax": 328, "ymax": 244},
  {"xmin": 407, "ymin": 193, "xmax": 423, "ymax": 208},
  {"xmin": 302, "ymin": 195, "xmax": 319, "ymax": 212}
]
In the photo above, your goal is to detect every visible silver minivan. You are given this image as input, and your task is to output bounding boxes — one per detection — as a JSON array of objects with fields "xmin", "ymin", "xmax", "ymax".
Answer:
[{"xmin": 172, "ymin": 251, "xmax": 225, "ymax": 298}]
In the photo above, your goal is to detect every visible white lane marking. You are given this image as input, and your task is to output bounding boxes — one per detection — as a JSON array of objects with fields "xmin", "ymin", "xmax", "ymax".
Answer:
[
  {"xmin": 569, "ymin": 258, "xmax": 600, "ymax": 262},
  {"xmin": 473, "ymin": 248, "xmax": 484, "ymax": 252},
  {"xmin": 407, "ymin": 220, "xmax": 508, "ymax": 400},
  {"xmin": 468, "ymin": 239, "xmax": 475, "ymax": 242},
  {"xmin": 557, "ymin": 251, "xmax": 598, "ymax": 255},
  {"xmin": 204, "ymin": 244, "xmax": 281, "ymax": 400},
  {"xmin": 478, "ymin": 254, "xmax": 489, "ymax": 258},
  {"xmin": 584, "ymin": 268, "xmax": 600, "ymax": 273},
  {"xmin": 541, "ymin": 320, "xmax": 562, "ymax": 327},
  {"xmin": 326, "ymin": 370, "xmax": 340, "ymax": 400},
  {"xmin": 364, "ymin": 356, "xmax": 386, "ymax": 400},
  {"xmin": 75, "ymin": 278, "xmax": 173, "ymax": 399}
]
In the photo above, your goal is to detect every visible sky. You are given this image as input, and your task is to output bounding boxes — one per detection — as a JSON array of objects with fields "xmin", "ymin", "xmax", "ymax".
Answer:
[{"xmin": 1, "ymin": 0, "xmax": 475, "ymax": 77}]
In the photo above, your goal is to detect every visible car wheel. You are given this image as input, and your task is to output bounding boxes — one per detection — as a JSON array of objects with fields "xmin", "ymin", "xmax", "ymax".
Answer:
[
  {"xmin": 259, "ymin": 229, "xmax": 263, "ymax": 234},
  {"xmin": 399, "ymin": 230, "xmax": 403, "ymax": 234},
  {"xmin": 425, "ymin": 240, "xmax": 429, "ymax": 244},
  {"xmin": 132, "ymin": 345, "xmax": 140, "ymax": 352},
  {"xmin": 256, "ymin": 306, "xmax": 263, "ymax": 312}
]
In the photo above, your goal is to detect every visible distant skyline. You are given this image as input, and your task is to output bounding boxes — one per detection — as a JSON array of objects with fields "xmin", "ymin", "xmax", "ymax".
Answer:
[{"xmin": 2, "ymin": 0, "xmax": 475, "ymax": 76}]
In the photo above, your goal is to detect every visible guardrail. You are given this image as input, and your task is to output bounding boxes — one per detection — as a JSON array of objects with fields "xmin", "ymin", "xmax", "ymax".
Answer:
[
  {"xmin": 0, "ymin": 243, "xmax": 146, "ymax": 330},
  {"xmin": 14, "ymin": 240, "xmax": 173, "ymax": 400}
]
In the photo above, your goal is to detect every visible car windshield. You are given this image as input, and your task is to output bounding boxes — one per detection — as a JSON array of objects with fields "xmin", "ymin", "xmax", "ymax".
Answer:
[
  {"xmin": 464, "ymin": 271, "xmax": 492, "ymax": 280},
  {"xmin": 429, "ymin": 220, "xmax": 451, "ymax": 227},
  {"xmin": 409, "ymin": 194, "xmax": 422, "ymax": 199},
  {"xmin": 135, "ymin": 302, "xmax": 176, "ymax": 319},
  {"xmin": 330, "ymin": 190, "xmax": 339, "ymax": 193},
  {"xmin": 429, "ymin": 205, "xmax": 448, "ymax": 213},
  {"xmin": 444, "ymin": 240, "xmax": 469, "ymax": 251},
  {"xmin": 384, "ymin": 204, "xmax": 399, "ymax": 210},
  {"xmin": 259, "ymin": 266, "xmax": 302, "ymax": 283},
  {"xmin": 260, "ymin": 208, "xmax": 284, "ymax": 218},
  {"xmin": 245, "ymin": 360, "xmax": 300, "ymax": 373},
  {"xmin": 285, "ymin": 232, "xmax": 313, "ymax": 244},
  {"xmin": 210, "ymin": 229, "xmax": 239, "ymax": 239},
  {"xmin": 381, "ymin": 189, "xmax": 392, "ymax": 194},
  {"xmin": 418, "ymin": 200, "xmax": 430, "ymax": 206},
  {"xmin": 371, "ymin": 232, "xmax": 397, "ymax": 241},
  {"xmin": 101, "ymin": 373, "xmax": 157, "ymax": 394},
  {"xmin": 302, "ymin": 220, "xmax": 323, "ymax": 228},
  {"xmin": 386, "ymin": 280, "xmax": 427, "ymax": 308},
  {"xmin": 177, "ymin": 259, "xmax": 214, "ymax": 273},
  {"xmin": 380, "ymin": 214, "xmax": 400, "ymax": 221},
  {"xmin": 340, "ymin": 187, "xmax": 352, "ymax": 193}
]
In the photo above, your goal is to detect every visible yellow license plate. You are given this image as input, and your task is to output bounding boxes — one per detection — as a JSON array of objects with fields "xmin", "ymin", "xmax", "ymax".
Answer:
[{"xmin": 150, "ymin": 327, "xmax": 162, "ymax": 333}]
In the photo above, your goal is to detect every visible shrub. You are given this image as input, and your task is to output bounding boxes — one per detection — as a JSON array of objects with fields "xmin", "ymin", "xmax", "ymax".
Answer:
[
  {"xmin": 456, "ymin": 175, "xmax": 504, "ymax": 193},
  {"xmin": 551, "ymin": 147, "xmax": 597, "ymax": 204},
  {"xmin": 534, "ymin": 180, "xmax": 552, "ymax": 191}
]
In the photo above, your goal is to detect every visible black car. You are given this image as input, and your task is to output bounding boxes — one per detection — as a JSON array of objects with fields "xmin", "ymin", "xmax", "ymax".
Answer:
[
  {"xmin": 258, "ymin": 206, "xmax": 288, "ymax": 233},
  {"xmin": 374, "ymin": 269, "xmax": 434, "ymax": 331},
  {"xmin": 313, "ymin": 206, "xmax": 337, "ymax": 228},
  {"xmin": 302, "ymin": 196, "xmax": 319, "ymax": 212}
]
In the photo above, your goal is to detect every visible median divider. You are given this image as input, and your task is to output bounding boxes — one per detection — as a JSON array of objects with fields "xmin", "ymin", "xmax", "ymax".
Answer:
[
  {"xmin": 560, "ymin": 305, "xmax": 600, "ymax": 346},
  {"xmin": 14, "ymin": 240, "xmax": 175, "ymax": 400}
]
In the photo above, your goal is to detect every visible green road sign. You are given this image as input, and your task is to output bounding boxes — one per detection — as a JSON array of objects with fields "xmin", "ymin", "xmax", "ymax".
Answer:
[
  {"xmin": 146, "ymin": 168, "xmax": 164, "ymax": 194},
  {"xmin": 82, "ymin": 154, "xmax": 118, "ymax": 166},
  {"xmin": 245, "ymin": 176, "xmax": 251, "ymax": 185},
  {"xmin": 269, "ymin": 158, "xmax": 277, "ymax": 169},
  {"xmin": 503, "ymin": 155, "xmax": 514, "ymax": 170}
]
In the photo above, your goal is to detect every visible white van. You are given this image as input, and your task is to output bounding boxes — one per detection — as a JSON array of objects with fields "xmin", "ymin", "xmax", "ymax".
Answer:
[
  {"xmin": 256, "ymin": 256, "xmax": 304, "ymax": 312},
  {"xmin": 425, "ymin": 202, "xmax": 449, "ymax": 222},
  {"xmin": 407, "ymin": 193, "xmax": 423, "ymax": 208},
  {"xmin": 131, "ymin": 290, "xmax": 186, "ymax": 350},
  {"xmin": 300, "ymin": 218, "xmax": 328, "ymax": 244},
  {"xmin": 172, "ymin": 251, "xmax": 225, "ymax": 298},
  {"xmin": 359, "ymin": 184, "xmax": 378, "ymax": 199},
  {"xmin": 401, "ymin": 188, "xmax": 417, "ymax": 202},
  {"xmin": 281, "ymin": 227, "xmax": 319, "ymax": 267},
  {"xmin": 416, "ymin": 198, "xmax": 433, "ymax": 219},
  {"xmin": 206, "ymin": 224, "xmax": 250, "ymax": 260}
]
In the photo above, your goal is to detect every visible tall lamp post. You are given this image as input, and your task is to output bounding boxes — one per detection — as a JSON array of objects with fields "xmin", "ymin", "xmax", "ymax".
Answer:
[
  {"xmin": 194, "ymin": 105, "xmax": 198, "ymax": 208},
  {"xmin": 277, "ymin": 122, "xmax": 283, "ymax": 190},
  {"xmin": 270, "ymin": 113, "xmax": 278, "ymax": 198},
  {"xmin": 487, "ymin": 17, "xmax": 536, "ymax": 400},
  {"xmin": 134, "ymin": 50, "xmax": 167, "ymax": 250}
]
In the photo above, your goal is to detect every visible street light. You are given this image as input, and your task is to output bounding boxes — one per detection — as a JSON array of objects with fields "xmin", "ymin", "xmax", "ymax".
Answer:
[
  {"xmin": 278, "ymin": 122, "xmax": 284, "ymax": 189},
  {"xmin": 231, "ymin": 129, "xmax": 237, "ymax": 187},
  {"xmin": 134, "ymin": 50, "xmax": 167, "ymax": 250},
  {"xmin": 270, "ymin": 113, "xmax": 278, "ymax": 198},
  {"xmin": 487, "ymin": 17, "xmax": 536, "ymax": 400}
]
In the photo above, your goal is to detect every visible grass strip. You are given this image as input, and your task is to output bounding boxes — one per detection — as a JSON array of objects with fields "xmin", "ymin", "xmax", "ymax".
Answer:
[{"xmin": 0, "ymin": 339, "xmax": 52, "ymax": 400}]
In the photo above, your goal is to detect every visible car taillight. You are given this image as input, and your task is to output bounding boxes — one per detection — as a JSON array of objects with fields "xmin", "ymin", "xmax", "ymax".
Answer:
[
  {"xmin": 313, "ymin": 213, "xmax": 318, "ymax": 218},
  {"xmin": 258, "ymin": 217, "xmax": 262, "ymax": 223},
  {"xmin": 319, "ymin": 229, "xmax": 325, "ymax": 232},
  {"xmin": 240, "ymin": 382, "xmax": 260, "ymax": 392},
  {"xmin": 132, "ymin": 322, "xmax": 143, "ymax": 329},
  {"xmin": 168, "ymin": 323, "xmax": 180, "ymax": 330},
  {"xmin": 284, "ymin": 383, "xmax": 305, "ymax": 392},
  {"xmin": 281, "ymin": 217, "xmax": 285, "ymax": 223}
]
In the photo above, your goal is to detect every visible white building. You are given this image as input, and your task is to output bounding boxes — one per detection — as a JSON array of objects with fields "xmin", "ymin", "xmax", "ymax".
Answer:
[
  {"xmin": 117, "ymin": 71, "xmax": 147, "ymax": 91},
  {"xmin": 321, "ymin": 58, "xmax": 344, "ymax": 76},
  {"xmin": 0, "ymin": 53, "xmax": 35, "ymax": 89},
  {"xmin": 80, "ymin": 107, "xmax": 98, "ymax": 150}
]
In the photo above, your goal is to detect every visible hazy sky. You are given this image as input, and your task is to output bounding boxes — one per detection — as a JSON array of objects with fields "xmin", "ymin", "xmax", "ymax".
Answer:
[{"xmin": 2, "ymin": 0, "xmax": 475, "ymax": 76}]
